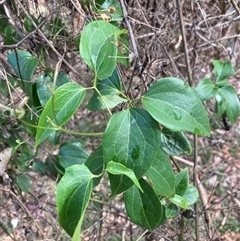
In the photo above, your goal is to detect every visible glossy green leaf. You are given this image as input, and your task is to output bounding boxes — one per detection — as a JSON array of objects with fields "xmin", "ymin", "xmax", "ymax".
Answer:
[
  {"xmin": 96, "ymin": 68, "xmax": 122, "ymax": 95},
  {"xmin": 165, "ymin": 203, "xmax": 178, "ymax": 218},
  {"xmin": 80, "ymin": 20, "xmax": 122, "ymax": 79},
  {"xmin": 16, "ymin": 174, "xmax": 31, "ymax": 192},
  {"xmin": 85, "ymin": 146, "xmax": 104, "ymax": 187},
  {"xmin": 146, "ymin": 149, "xmax": 175, "ymax": 197},
  {"xmin": 102, "ymin": 108, "xmax": 161, "ymax": 196},
  {"xmin": 56, "ymin": 164, "xmax": 93, "ymax": 237},
  {"xmin": 216, "ymin": 86, "xmax": 240, "ymax": 124},
  {"xmin": 195, "ymin": 78, "xmax": 217, "ymax": 101},
  {"xmin": 7, "ymin": 50, "xmax": 38, "ymax": 81},
  {"xmin": 88, "ymin": 94, "xmax": 126, "ymax": 111},
  {"xmin": 32, "ymin": 160, "xmax": 46, "ymax": 174},
  {"xmin": 59, "ymin": 140, "xmax": 89, "ymax": 168},
  {"xmin": 182, "ymin": 185, "xmax": 199, "ymax": 205},
  {"xmin": 7, "ymin": 50, "xmax": 39, "ymax": 102},
  {"xmin": 169, "ymin": 194, "xmax": 190, "ymax": 210},
  {"xmin": 213, "ymin": 60, "xmax": 234, "ymax": 82},
  {"xmin": 175, "ymin": 168, "xmax": 189, "ymax": 196},
  {"xmin": 88, "ymin": 68, "xmax": 126, "ymax": 110},
  {"xmin": 161, "ymin": 128, "xmax": 192, "ymax": 155},
  {"xmin": 35, "ymin": 83, "xmax": 86, "ymax": 147},
  {"xmin": 48, "ymin": 131, "xmax": 61, "ymax": 146},
  {"xmin": 106, "ymin": 161, "xmax": 143, "ymax": 193},
  {"xmin": 37, "ymin": 72, "xmax": 70, "ymax": 107},
  {"xmin": 4, "ymin": 26, "xmax": 21, "ymax": 45},
  {"xmin": 125, "ymin": 178, "xmax": 163, "ymax": 231},
  {"xmin": 142, "ymin": 77, "xmax": 210, "ymax": 136},
  {"xmin": 45, "ymin": 155, "xmax": 59, "ymax": 178}
]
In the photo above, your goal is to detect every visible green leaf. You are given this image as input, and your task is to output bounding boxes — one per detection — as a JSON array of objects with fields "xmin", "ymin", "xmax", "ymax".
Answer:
[
  {"xmin": 4, "ymin": 26, "xmax": 21, "ymax": 45},
  {"xmin": 125, "ymin": 178, "xmax": 163, "ymax": 230},
  {"xmin": 142, "ymin": 77, "xmax": 210, "ymax": 136},
  {"xmin": 165, "ymin": 203, "xmax": 179, "ymax": 218},
  {"xmin": 213, "ymin": 60, "xmax": 235, "ymax": 82},
  {"xmin": 146, "ymin": 149, "xmax": 175, "ymax": 197},
  {"xmin": 175, "ymin": 168, "xmax": 189, "ymax": 196},
  {"xmin": 85, "ymin": 146, "xmax": 104, "ymax": 187},
  {"xmin": 102, "ymin": 108, "xmax": 161, "ymax": 196},
  {"xmin": 88, "ymin": 68, "xmax": 126, "ymax": 110},
  {"xmin": 161, "ymin": 127, "xmax": 192, "ymax": 155},
  {"xmin": 48, "ymin": 131, "xmax": 61, "ymax": 145},
  {"xmin": 88, "ymin": 94, "xmax": 126, "ymax": 111},
  {"xmin": 7, "ymin": 50, "xmax": 39, "ymax": 102},
  {"xmin": 182, "ymin": 185, "xmax": 199, "ymax": 205},
  {"xmin": 216, "ymin": 86, "xmax": 240, "ymax": 124},
  {"xmin": 80, "ymin": 20, "xmax": 121, "ymax": 80},
  {"xmin": 37, "ymin": 72, "xmax": 70, "ymax": 107},
  {"xmin": 45, "ymin": 155, "xmax": 59, "ymax": 178},
  {"xmin": 216, "ymin": 79, "xmax": 230, "ymax": 87},
  {"xmin": 215, "ymin": 93, "xmax": 226, "ymax": 119},
  {"xmin": 35, "ymin": 83, "xmax": 86, "ymax": 147},
  {"xmin": 16, "ymin": 175, "xmax": 31, "ymax": 192},
  {"xmin": 195, "ymin": 78, "xmax": 217, "ymax": 101},
  {"xmin": 56, "ymin": 164, "xmax": 93, "ymax": 237},
  {"xmin": 59, "ymin": 140, "xmax": 89, "ymax": 168},
  {"xmin": 32, "ymin": 160, "xmax": 46, "ymax": 174},
  {"xmin": 106, "ymin": 161, "xmax": 143, "ymax": 193},
  {"xmin": 7, "ymin": 50, "xmax": 38, "ymax": 81},
  {"xmin": 169, "ymin": 194, "xmax": 190, "ymax": 209},
  {"xmin": 96, "ymin": 68, "xmax": 122, "ymax": 95}
]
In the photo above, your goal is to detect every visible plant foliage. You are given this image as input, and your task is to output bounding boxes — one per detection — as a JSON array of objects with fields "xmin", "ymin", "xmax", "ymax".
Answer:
[{"xmin": 1, "ymin": 8, "xmax": 239, "ymax": 241}]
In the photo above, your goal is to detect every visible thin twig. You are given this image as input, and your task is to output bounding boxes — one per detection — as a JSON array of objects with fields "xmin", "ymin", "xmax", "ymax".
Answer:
[
  {"xmin": 13, "ymin": 0, "xmax": 82, "ymax": 79},
  {"xmin": 0, "ymin": 185, "xmax": 48, "ymax": 239},
  {"xmin": 175, "ymin": 1, "xmax": 200, "ymax": 240},
  {"xmin": 119, "ymin": 0, "xmax": 146, "ymax": 94}
]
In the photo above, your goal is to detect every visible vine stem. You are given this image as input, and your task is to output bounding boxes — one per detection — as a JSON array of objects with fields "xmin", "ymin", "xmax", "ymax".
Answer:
[
  {"xmin": 175, "ymin": 0, "xmax": 200, "ymax": 240},
  {"xmin": 20, "ymin": 119, "xmax": 103, "ymax": 136},
  {"xmin": 119, "ymin": 0, "xmax": 146, "ymax": 94}
]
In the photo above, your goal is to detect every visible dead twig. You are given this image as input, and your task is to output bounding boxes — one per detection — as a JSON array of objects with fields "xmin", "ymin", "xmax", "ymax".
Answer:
[{"xmin": 0, "ymin": 185, "xmax": 48, "ymax": 239}]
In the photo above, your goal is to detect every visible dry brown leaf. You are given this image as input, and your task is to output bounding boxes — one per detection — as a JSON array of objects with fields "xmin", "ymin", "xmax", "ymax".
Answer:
[{"xmin": 0, "ymin": 147, "xmax": 12, "ymax": 176}]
